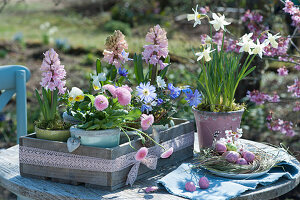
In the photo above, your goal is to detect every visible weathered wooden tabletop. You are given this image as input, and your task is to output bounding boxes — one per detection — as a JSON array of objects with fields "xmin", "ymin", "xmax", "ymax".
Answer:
[{"xmin": 0, "ymin": 135, "xmax": 299, "ymax": 200}]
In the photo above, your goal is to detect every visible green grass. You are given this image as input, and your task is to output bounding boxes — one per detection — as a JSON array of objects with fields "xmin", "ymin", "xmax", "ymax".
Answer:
[{"xmin": 0, "ymin": 2, "xmax": 198, "ymax": 58}]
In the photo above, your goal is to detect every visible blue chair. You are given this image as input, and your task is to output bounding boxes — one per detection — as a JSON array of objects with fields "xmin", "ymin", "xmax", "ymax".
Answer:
[{"xmin": 0, "ymin": 65, "xmax": 31, "ymax": 143}]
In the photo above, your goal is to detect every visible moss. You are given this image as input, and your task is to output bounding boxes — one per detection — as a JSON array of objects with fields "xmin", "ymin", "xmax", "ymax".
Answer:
[
  {"xmin": 35, "ymin": 115, "xmax": 71, "ymax": 130},
  {"xmin": 196, "ymin": 102, "xmax": 245, "ymax": 112}
]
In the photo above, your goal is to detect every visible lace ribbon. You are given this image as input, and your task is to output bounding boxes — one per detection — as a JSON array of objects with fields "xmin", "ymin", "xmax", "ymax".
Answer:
[{"xmin": 20, "ymin": 131, "xmax": 194, "ymax": 186}]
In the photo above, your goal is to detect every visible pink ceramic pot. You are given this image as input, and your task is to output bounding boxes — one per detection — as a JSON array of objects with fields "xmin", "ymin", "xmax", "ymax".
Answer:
[{"xmin": 192, "ymin": 108, "xmax": 244, "ymax": 148}]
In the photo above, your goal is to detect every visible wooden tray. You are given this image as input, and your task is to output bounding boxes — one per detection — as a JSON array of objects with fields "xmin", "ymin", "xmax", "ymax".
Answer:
[{"xmin": 19, "ymin": 119, "xmax": 194, "ymax": 191}]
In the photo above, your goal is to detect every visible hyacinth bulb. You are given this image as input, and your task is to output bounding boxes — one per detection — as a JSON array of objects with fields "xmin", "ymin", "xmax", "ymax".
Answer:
[
  {"xmin": 185, "ymin": 181, "xmax": 196, "ymax": 192},
  {"xmin": 226, "ymin": 143, "xmax": 238, "ymax": 151},
  {"xmin": 236, "ymin": 158, "xmax": 248, "ymax": 165},
  {"xmin": 199, "ymin": 177, "xmax": 210, "ymax": 189},
  {"xmin": 242, "ymin": 151, "xmax": 255, "ymax": 163},
  {"xmin": 215, "ymin": 142, "xmax": 227, "ymax": 154},
  {"xmin": 225, "ymin": 151, "xmax": 240, "ymax": 163}
]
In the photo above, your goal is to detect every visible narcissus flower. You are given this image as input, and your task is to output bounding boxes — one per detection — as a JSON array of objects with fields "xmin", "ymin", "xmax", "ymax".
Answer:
[
  {"xmin": 94, "ymin": 95, "xmax": 109, "ymax": 111},
  {"xmin": 187, "ymin": 5, "xmax": 203, "ymax": 27},
  {"xmin": 195, "ymin": 45, "xmax": 215, "ymax": 62},
  {"xmin": 68, "ymin": 87, "xmax": 84, "ymax": 102},
  {"xmin": 252, "ymin": 39, "xmax": 266, "ymax": 58},
  {"xmin": 135, "ymin": 147, "xmax": 148, "ymax": 161},
  {"xmin": 209, "ymin": 13, "xmax": 231, "ymax": 31},
  {"xmin": 265, "ymin": 33, "xmax": 281, "ymax": 48}
]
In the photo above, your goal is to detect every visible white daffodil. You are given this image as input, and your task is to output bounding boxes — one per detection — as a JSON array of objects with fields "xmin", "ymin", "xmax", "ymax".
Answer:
[
  {"xmin": 90, "ymin": 73, "xmax": 106, "ymax": 91},
  {"xmin": 187, "ymin": 5, "xmax": 202, "ymax": 27},
  {"xmin": 209, "ymin": 13, "xmax": 231, "ymax": 31},
  {"xmin": 237, "ymin": 35, "xmax": 255, "ymax": 54},
  {"xmin": 252, "ymin": 39, "xmax": 266, "ymax": 58},
  {"xmin": 68, "ymin": 87, "xmax": 84, "ymax": 102},
  {"xmin": 236, "ymin": 128, "xmax": 243, "ymax": 134},
  {"xmin": 265, "ymin": 33, "xmax": 281, "ymax": 48},
  {"xmin": 156, "ymin": 76, "xmax": 166, "ymax": 89},
  {"xmin": 195, "ymin": 45, "xmax": 215, "ymax": 62}
]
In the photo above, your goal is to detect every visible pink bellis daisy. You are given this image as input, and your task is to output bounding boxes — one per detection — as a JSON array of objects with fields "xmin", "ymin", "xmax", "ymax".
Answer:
[
  {"xmin": 115, "ymin": 87, "xmax": 131, "ymax": 106},
  {"xmin": 135, "ymin": 147, "xmax": 148, "ymax": 161},
  {"xmin": 141, "ymin": 114, "xmax": 154, "ymax": 131},
  {"xmin": 94, "ymin": 95, "xmax": 109, "ymax": 111}
]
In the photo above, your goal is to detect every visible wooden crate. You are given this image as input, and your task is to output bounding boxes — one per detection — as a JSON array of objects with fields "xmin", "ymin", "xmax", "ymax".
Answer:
[{"xmin": 19, "ymin": 119, "xmax": 194, "ymax": 191}]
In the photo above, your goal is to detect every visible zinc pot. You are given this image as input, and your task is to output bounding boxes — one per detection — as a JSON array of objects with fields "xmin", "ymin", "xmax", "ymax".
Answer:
[
  {"xmin": 70, "ymin": 126, "xmax": 120, "ymax": 148},
  {"xmin": 192, "ymin": 108, "xmax": 244, "ymax": 148},
  {"xmin": 62, "ymin": 112, "xmax": 82, "ymax": 125},
  {"xmin": 35, "ymin": 126, "xmax": 70, "ymax": 142}
]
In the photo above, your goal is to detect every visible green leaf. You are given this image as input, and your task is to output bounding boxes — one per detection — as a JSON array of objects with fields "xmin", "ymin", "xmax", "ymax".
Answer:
[
  {"xmin": 96, "ymin": 58, "xmax": 102, "ymax": 74},
  {"xmin": 85, "ymin": 94, "xmax": 95, "ymax": 106},
  {"xmin": 133, "ymin": 53, "xmax": 144, "ymax": 83},
  {"xmin": 35, "ymin": 89, "xmax": 46, "ymax": 119},
  {"xmin": 126, "ymin": 109, "xmax": 142, "ymax": 121},
  {"xmin": 42, "ymin": 88, "xmax": 51, "ymax": 120},
  {"xmin": 86, "ymin": 124, "xmax": 101, "ymax": 130}
]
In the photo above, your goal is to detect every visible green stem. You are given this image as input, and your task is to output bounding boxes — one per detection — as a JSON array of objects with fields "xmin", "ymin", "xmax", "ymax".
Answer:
[
  {"xmin": 150, "ymin": 64, "xmax": 157, "ymax": 85},
  {"xmin": 123, "ymin": 125, "xmax": 166, "ymax": 150},
  {"xmin": 119, "ymin": 127, "xmax": 136, "ymax": 150}
]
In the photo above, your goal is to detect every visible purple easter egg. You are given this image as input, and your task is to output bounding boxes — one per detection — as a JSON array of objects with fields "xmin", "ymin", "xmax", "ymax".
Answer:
[
  {"xmin": 225, "ymin": 151, "xmax": 240, "ymax": 163},
  {"xmin": 185, "ymin": 181, "xmax": 196, "ymax": 192},
  {"xmin": 215, "ymin": 142, "xmax": 227, "ymax": 154},
  {"xmin": 236, "ymin": 158, "xmax": 248, "ymax": 165},
  {"xmin": 243, "ymin": 151, "xmax": 255, "ymax": 163},
  {"xmin": 199, "ymin": 177, "xmax": 210, "ymax": 189}
]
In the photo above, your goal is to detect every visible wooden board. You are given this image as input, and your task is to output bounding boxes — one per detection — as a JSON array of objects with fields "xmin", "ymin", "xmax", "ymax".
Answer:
[
  {"xmin": 19, "ymin": 119, "xmax": 195, "ymax": 191},
  {"xmin": 0, "ymin": 138, "xmax": 299, "ymax": 200}
]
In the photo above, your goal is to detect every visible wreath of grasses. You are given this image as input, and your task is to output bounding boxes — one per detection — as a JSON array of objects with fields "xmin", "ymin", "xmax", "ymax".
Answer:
[{"xmin": 193, "ymin": 143, "xmax": 290, "ymax": 175}]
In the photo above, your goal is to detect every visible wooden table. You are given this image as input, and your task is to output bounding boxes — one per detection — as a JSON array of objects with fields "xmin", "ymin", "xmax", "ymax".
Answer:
[{"xmin": 0, "ymin": 136, "xmax": 299, "ymax": 200}]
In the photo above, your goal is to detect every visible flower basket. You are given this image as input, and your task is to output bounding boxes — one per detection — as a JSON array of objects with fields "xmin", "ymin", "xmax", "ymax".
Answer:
[{"xmin": 19, "ymin": 118, "xmax": 194, "ymax": 191}]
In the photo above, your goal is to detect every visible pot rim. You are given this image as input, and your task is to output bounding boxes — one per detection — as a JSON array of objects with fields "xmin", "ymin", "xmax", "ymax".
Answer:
[
  {"xmin": 70, "ymin": 125, "xmax": 120, "ymax": 133},
  {"xmin": 35, "ymin": 126, "xmax": 70, "ymax": 132},
  {"xmin": 192, "ymin": 107, "xmax": 244, "ymax": 115}
]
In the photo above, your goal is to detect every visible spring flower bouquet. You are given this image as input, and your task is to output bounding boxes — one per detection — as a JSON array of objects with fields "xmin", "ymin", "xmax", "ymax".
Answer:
[
  {"xmin": 186, "ymin": 5, "xmax": 281, "ymax": 112},
  {"xmin": 65, "ymin": 29, "xmax": 175, "ymax": 156}
]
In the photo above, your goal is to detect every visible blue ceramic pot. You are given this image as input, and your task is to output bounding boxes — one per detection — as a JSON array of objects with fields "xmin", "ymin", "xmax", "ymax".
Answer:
[{"xmin": 70, "ymin": 126, "xmax": 120, "ymax": 148}]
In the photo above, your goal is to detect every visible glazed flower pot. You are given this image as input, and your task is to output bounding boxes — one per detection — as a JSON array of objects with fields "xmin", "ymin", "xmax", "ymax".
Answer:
[
  {"xmin": 70, "ymin": 126, "xmax": 120, "ymax": 148},
  {"xmin": 192, "ymin": 108, "xmax": 244, "ymax": 148},
  {"xmin": 35, "ymin": 126, "xmax": 70, "ymax": 142},
  {"xmin": 62, "ymin": 112, "xmax": 82, "ymax": 125}
]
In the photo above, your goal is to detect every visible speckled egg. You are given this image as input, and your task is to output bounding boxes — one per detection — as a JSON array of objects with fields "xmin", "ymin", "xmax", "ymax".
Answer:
[
  {"xmin": 185, "ymin": 181, "xmax": 196, "ymax": 192},
  {"xmin": 242, "ymin": 151, "xmax": 255, "ymax": 163},
  {"xmin": 199, "ymin": 177, "xmax": 210, "ymax": 189},
  {"xmin": 225, "ymin": 151, "xmax": 240, "ymax": 163},
  {"xmin": 215, "ymin": 142, "xmax": 227, "ymax": 154},
  {"xmin": 236, "ymin": 158, "xmax": 248, "ymax": 165}
]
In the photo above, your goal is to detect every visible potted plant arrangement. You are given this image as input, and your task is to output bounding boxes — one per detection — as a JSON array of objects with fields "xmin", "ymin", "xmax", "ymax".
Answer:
[
  {"xmin": 34, "ymin": 48, "xmax": 71, "ymax": 142},
  {"xmin": 185, "ymin": 6, "xmax": 281, "ymax": 147}
]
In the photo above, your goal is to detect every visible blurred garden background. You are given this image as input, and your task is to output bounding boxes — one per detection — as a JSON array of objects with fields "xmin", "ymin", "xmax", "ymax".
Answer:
[{"xmin": 0, "ymin": 0, "xmax": 299, "ymax": 199}]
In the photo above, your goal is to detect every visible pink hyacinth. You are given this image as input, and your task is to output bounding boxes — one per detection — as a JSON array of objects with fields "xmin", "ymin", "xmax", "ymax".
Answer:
[
  {"xmin": 103, "ymin": 84, "xmax": 117, "ymax": 98},
  {"xmin": 161, "ymin": 147, "xmax": 173, "ymax": 159},
  {"xmin": 135, "ymin": 147, "xmax": 148, "ymax": 161},
  {"xmin": 115, "ymin": 87, "xmax": 131, "ymax": 106},
  {"xmin": 142, "ymin": 25, "xmax": 169, "ymax": 69},
  {"xmin": 277, "ymin": 66, "xmax": 289, "ymax": 76},
  {"xmin": 287, "ymin": 78, "xmax": 300, "ymax": 97},
  {"xmin": 94, "ymin": 95, "xmax": 109, "ymax": 111},
  {"xmin": 40, "ymin": 48, "xmax": 66, "ymax": 94},
  {"xmin": 102, "ymin": 30, "xmax": 130, "ymax": 68},
  {"xmin": 140, "ymin": 114, "xmax": 154, "ymax": 131}
]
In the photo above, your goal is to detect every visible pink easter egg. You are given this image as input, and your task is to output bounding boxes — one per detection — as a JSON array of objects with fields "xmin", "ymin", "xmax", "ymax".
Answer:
[
  {"xmin": 225, "ymin": 151, "xmax": 240, "ymax": 163},
  {"xmin": 199, "ymin": 177, "xmax": 210, "ymax": 189},
  {"xmin": 215, "ymin": 142, "xmax": 227, "ymax": 154},
  {"xmin": 185, "ymin": 181, "xmax": 196, "ymax": 192},
  {"xmin": 236, "ymin": 158, "xmax": 248, "ymax": 165},
  {"xmin": 243, "ymin": 151, "xmax": 255, "ymax": 163}
]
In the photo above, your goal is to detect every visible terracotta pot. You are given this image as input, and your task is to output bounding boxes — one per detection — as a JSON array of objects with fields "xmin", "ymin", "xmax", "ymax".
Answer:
[
  {"xmin": 192, "ymin": 108, "xmax": 244, "ymax": 148},
  {"xmin": 35, "ymin": 126, "xmax": 70, "ymax": 142},
  {"xmin": 70, "ymin": 126, "xmax": 120, "ymax": 148}
]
